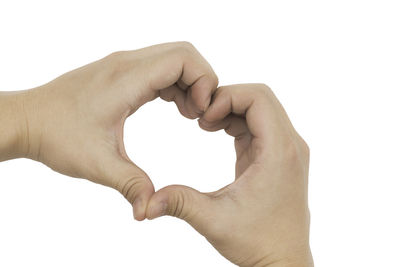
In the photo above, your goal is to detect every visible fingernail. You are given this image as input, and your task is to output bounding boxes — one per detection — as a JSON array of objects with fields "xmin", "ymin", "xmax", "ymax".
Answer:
[
  {"xmin": 148, "ymin": 202, "xmax": 168, "ymax": 220},
  {"xmin": 203, "ymin": 95, "xmax": 211, "ymax": 112}
]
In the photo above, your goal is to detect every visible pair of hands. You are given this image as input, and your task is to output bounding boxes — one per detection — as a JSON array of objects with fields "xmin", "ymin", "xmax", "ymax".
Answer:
[{"xmin": 4, "ymin": 42, "xmax": 312, "ymax": 266}]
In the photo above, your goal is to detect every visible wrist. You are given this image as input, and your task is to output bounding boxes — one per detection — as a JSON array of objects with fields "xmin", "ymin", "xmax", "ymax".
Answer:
[
  {"xmin": 0, "ymin": 91, "xmax": 28, "ymax": 160},
  {"xmin": 0, "ymin": 88, "xmax": 43, "ymax": 161}
]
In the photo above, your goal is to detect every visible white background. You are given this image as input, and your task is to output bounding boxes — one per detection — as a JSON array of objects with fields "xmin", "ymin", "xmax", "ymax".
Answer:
[{"xmin": 1, "ymin": 1, "xmax": 399, "ymax": 266}]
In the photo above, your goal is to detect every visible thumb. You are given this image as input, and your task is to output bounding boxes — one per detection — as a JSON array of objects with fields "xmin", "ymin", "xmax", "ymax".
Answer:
[
  {"xmin": 103, "ymin": 157, "xmax": 155, "ymax": 221},
  {"xmin": 146, "ymin": 185, "xmax": 214, "ymax": 229}
]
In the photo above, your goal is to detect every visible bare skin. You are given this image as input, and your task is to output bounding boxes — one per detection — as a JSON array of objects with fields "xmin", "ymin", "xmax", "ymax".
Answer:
[
  {"xmin": 0, "ymin": 42, "xmax": 313, "ymax": 266},
  {"xmin": 147, "ymin": 84, "xmax": 313, "ymax": 266}
]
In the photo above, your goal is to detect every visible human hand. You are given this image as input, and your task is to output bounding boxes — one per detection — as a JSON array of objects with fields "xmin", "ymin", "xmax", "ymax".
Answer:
[
  {"xmin": 146, "ymin": 84, "xmax": 313, "ymax": 266},
  {"xmin": 14, "ymin": 42, "xmax": 218, "ymax": 221}
]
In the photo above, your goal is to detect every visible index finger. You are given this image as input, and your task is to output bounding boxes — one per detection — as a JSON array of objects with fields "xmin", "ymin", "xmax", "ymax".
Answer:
[
  {"xmin": 133, "ymin": 42, "xmax": 219, "ymax": 113},
  {"xmin": 201, "ymin": 84, "xmax": 296, "ymax": 144}
]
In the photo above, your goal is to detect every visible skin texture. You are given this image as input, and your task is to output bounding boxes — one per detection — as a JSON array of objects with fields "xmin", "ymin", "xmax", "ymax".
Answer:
[
  {"xmin": 1, "ymin": 42, "xmax": 218, "ymax": 221},
  {"xmin": 0, "ymin": 42, "xmax": 313, "ymax": 266},
  {"xmin": 147, "ymin": 84, "xmax": 313, "ymax": 266}
]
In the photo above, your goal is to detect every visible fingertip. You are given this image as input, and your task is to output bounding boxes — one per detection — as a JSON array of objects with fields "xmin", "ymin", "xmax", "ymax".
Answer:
[
  {"xmin": 198, "ymin": 117, "xmax": 211, "ymax": 128},
  {"xmin": 198, "ymin": 117, "xmax": 211, "ymax": 131},
  {"xmin": 198, "ymin": 117, "xmax": 226, "ymax": 132},
  {"xmin": 201, "ymin": 99, "xmax": 219, "ymax": 122},
  {"xmin": 145, "ymin": 191, "xmax": 168, "ymax": 220},
  {"xmin": 131, "ymin": 182, "xmax": 155, "ymax": 221},
  {"xmin": 107, "ymin": 158, "xmax": 156, "ymax": 221},
  {"xmin": 191, "ymin": 75, "xmax": 217, "ymax": 113},
  {"xmin": 147, "ymin": 201, "xmax": 168, "ymax": 220},
  {"xmin": 133, "ymin": 197, "xmax": 146, "ymax": 221}
]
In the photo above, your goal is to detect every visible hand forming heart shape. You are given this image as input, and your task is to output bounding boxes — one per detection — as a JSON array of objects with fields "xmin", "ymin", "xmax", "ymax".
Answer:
[
  {"xmin": 13, "ymin": 42, "xmax": 312, "ymax": 266},
  {"xmin": 18, "ymin": 42, "xmax": 217, "ymax": 219}
]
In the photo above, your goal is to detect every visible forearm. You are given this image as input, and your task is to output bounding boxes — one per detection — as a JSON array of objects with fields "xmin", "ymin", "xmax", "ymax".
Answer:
[{"xmin": 0, "ymin": 91, "xmax": 29, "ymax": 161}]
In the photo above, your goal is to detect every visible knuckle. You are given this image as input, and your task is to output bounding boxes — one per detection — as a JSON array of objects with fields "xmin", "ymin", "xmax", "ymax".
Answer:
[
  {"xmin": 281, "ymin": 134, "xmax": 310, "ymax": 167},
  {"xmin": 217, "ymin": 85, "xmax": 231, "ymax": 98},
  {"xmin": 176, "ymin": 41, "xmax": 195, "ymax": 49},
  {"xmin": 281, "ymin": 138, "xmax": 310, "ymax": 180},
  {"xmin": 212, "ymin": 74, "xmax": 219, "ymax": 89},
  {"xmin": 173, "ymin": 41, "xmax": 197, "ymax": 54},
  {"xmin": 171, "ymin": 191, "xmax": 185, "ymax": 219},
  {"xmin": 168, "ymin": 188, "xmax": 192, "ymax": 220},
  {"xmin": 253, "ymin": 83, "xmax": 271, "ymax": 96},
  {"xmin": 105, "ymin": 51, "xmax": 131, "ymax": 82},
  {"xmin": 116, "ymin": 176, "xmax": 144, "ymax": 204},
  {"xmin": 260, "ymin": 83, "xmax": 272, "ymax": 91},
  {"xmin": 299, "ymin": 136, "xmax": 310, "ymax": 161},
  {"xmin": 106, "ymin": 50, "xmax": 126, "ymax": 62},
  {"xmin": 277, "ymin": 134, "xmax": 301, "ymax": 163}
]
